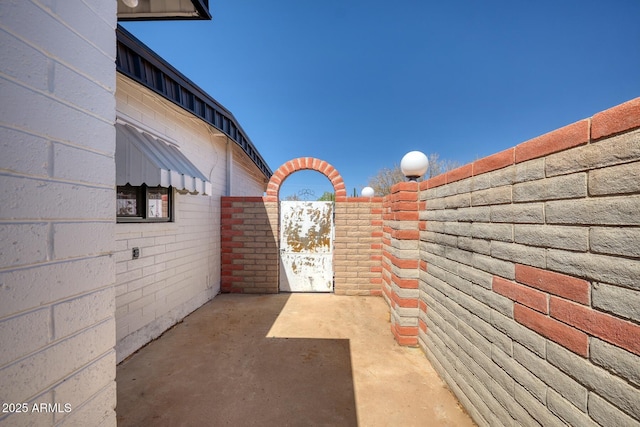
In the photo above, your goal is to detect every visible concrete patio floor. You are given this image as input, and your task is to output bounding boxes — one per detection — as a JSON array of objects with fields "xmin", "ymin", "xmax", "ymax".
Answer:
[{"xmin": 116, "ymin": 293, "xmax": 475, "ymax": 426}]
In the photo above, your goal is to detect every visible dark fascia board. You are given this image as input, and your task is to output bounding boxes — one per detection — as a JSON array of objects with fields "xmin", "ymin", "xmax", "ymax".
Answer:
[
  {"xmin": 194, "ymin": 0, "xmax": 212, "ymax": 20},
  {"xmin": 117, "ymin": 0, "xmax": 212, "ymax": 21},
  {"xmin": 116, "ymin": 25, "xmax": 272, "ymax": 179}
]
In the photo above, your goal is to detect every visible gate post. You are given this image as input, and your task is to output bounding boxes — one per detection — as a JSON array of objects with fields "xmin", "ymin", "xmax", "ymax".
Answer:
[{"xmin": 382, "ymin": 181, "xmax": 421, "ymax": 346}]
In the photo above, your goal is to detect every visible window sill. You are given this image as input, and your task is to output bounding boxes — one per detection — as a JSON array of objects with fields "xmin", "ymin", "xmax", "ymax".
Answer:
[{"xmin": 117, "ymin": 217, "xmax": 172, "ymax": 224}]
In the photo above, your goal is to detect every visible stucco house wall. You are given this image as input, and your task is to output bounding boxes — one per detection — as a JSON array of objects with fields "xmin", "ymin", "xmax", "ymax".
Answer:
[{"xmin": 114, "ymin": 74, "xmax": 267, "ymax": 362}]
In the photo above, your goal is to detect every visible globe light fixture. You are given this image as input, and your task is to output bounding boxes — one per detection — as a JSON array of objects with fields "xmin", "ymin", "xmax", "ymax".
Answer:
[
  {"xmin": 400, "ymin": 151, "xmax": 429, "ymax": 181},
  {"xmin": 122, "ymin": 0, "xmax": 139, "ymax": 8},
  {"xmin": 361, "ymin": 186, "xmax": 375, "ymax": 198}
]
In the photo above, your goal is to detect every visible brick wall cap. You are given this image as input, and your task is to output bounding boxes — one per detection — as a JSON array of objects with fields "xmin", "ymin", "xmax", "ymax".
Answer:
[{"xmin": 591, "ymin": 97, "xmax": 640, "ymax": 140}]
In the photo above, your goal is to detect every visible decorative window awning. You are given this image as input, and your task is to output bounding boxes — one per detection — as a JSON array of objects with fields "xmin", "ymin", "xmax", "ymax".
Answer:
[
  {"xmin": 115, "ymin": 123, "xmax": 212, "ymax": 195},
  {"xmin": 117, "ymin": 0, "xmax": 211, "ymax": 21}
]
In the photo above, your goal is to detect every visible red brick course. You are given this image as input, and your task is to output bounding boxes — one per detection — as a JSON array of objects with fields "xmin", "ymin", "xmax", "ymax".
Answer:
[
  {"xmin": 391, "ymin": 324, "xmax": 419, "ymax": 346},
  {"xmin": 515, "ymin": 264, "xmax": 590, "ymax": 305},
  {"xmin": 473, "ymin": 148, "xmax": 515, "ymax": 175},
  {"xmin": 550, "ymin": 298, "xmax": 640, "ymax": 356},
  {"xmin": 514, "ymin": 303, "xmax": 589, "ymax": 357},
  {"xmin": 386, "ymin": 253, "xmax": 419, "ymax": 270},
  {"xmin": 446, "ymin": 163, "xmax": 473, "ymax": 183},
  {"xmin": 493, "ymin": 276, "xmax": 548, "ymax": 314},
  {"xmin": 514, "ymin": 119, "xmax": 590, "ymax": 163},
  {"xmin": 591, "ymin": 97, "xmax": 640, "ymax": 140}
]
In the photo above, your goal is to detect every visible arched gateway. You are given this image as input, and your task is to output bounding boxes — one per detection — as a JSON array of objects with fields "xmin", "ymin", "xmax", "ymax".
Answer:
[
  {"xmin": 265, "ymin": 157, "xmax": 346, "ymax": 292},
  {"xmin": 264, "ymin": 157, "xmax": 347, "ymax": 202},
  {"xmin": 221, "ymin": 156, "xmax": 382, "ymax": 296}
]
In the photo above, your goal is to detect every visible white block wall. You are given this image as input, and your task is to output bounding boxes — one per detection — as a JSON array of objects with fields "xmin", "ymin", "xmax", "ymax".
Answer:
[
  {"xmin": 0, "ymin": 1, "xmax": 117, "ymax": 426},
  {"xmin": 114, "ymin": 75, "xmax": 266, "ymax": 362},
  {"xmin": 231, "ymin": 143, "xmax": 269, "ymax": 196}
]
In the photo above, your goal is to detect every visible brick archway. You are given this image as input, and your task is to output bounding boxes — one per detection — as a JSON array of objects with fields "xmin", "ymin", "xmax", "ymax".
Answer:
[{"xmin": 265, "ymin": 157, "xmax": 347, "ymax": 202}]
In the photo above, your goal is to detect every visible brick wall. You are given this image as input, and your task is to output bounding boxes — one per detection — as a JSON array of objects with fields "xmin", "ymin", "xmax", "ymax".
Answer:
[
  {"xmin": 334, "ymin": 198, "xmax": 384, "ymax": 296},
  {"xmin": 0, "ymin": 1, "xmax": 118, "ymax": 425},
  {"xmin": 220, "ymin": 194, "xmax": 384, "ymax": 295},
  {"xmin": 384, "ymin": 98, "xmax": 640, "ymax": 426},
  {"xmin": 221, "ymin": 197, "xmax": 279, "ymax": 293},
  {"xmin": 218, "ymin": 101, "xmax": 639, "ymax": 425},
  {"xmin": 222, "ymin": 157, "xmax": 384, "ymax": 295}
]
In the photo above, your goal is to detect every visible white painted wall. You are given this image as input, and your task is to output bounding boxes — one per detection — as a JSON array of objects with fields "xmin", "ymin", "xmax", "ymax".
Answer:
[
  {"xmin": 0, "ymin": 1, "xmax": 117, "ymax": 426},
  {"xmin": 231, "ymin": 143, "xmax": 269, "ymax": 196},
  {"xmin": 114, "ymin": 75, "xmax": 267, "ymax": 362}
]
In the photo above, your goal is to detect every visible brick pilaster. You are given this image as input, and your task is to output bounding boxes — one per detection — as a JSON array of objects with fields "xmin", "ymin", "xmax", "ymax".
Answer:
[{"xmin": 382, "ymin": 181, "xmax": 421, "ymax": 346}]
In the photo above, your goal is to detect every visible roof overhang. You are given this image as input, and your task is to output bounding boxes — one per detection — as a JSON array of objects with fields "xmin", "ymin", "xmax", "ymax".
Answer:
[
  {"xmin": 116, "ymin": 25, "xmax": 272, "ymax": 179},
  {"xmin": 117, "ymin": 0, "xmax": 211, "ymax": 21},
  {"xmin": 116, "ymin": 122, "xmax": 213, "ymax": 195}
]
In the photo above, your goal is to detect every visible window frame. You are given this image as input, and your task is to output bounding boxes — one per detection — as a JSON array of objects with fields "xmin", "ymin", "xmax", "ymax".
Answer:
[{"xmin": 116, "ymin": 184, "xmax": 174, "ymax": 223}]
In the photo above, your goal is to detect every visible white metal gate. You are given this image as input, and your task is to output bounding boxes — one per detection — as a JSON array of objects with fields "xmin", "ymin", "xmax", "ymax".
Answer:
[{"xmin": 279, "ymin": 201, "xmax": 334, "ymax": 292}]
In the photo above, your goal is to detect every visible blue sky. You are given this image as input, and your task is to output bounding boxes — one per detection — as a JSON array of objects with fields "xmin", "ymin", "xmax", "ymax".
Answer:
[{"xmin": 122, "ymin": 0, "xmax": 640, "ymax": 199}]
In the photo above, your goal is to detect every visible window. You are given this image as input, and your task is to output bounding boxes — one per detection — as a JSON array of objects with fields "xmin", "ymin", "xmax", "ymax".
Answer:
[{"xmin": 117, "ymin": 185, "xmax": 173, "ymax": 222}]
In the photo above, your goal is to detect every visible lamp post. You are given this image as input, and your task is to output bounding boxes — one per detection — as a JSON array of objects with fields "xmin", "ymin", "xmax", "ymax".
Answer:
[
  {"xmin": 400, "ymin": 151, "xmax": 429, "ymax": 181},
  {"xmin": 361, "ymin": 187, "xmax": 375, "ymax": 197}
]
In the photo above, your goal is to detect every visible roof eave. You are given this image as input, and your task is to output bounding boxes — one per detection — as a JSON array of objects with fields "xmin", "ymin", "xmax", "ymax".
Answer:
[
  {"xmin": 117, "ymin": 0, "xmax": 212, "ymax": 21},
  {"xmin": 116, "ymin": 25, "xmax": 272, "ymax": 179}
]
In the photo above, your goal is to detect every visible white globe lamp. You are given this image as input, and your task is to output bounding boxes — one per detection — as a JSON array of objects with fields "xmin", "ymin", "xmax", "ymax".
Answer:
[
  {"xmin": 400, "ymin": 151, "xmax": 429, "ymax": 181},
  {"xmin": 361, "ymin": 186, "xmax": 375, "ymax": 198},
  {"xmin": 122, "ymin": 0, "xmax": 139, "ymax": 8}
]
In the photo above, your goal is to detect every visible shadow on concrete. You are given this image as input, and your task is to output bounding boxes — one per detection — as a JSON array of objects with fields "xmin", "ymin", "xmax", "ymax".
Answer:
[{"xmin": 116, "ymin": 294, "xmax": 358, "ymax": 426}]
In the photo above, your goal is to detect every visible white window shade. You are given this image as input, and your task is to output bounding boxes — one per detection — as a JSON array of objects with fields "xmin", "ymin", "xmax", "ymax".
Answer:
[{"xmin": 115, "ymin": 123, "xmax": 212, "ymax": 195}]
